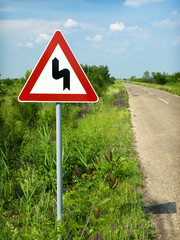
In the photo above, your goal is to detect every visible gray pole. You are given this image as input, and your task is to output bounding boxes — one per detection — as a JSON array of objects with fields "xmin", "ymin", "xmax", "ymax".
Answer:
[{"xmin": 56, "ymin": 102, "xmax": 63, "ymax": 240}]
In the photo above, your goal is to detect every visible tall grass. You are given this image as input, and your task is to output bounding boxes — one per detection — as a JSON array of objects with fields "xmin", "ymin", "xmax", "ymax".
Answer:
[{"xmin": 0, "ymin": 80, "xmax": 156, "ymax": 239}]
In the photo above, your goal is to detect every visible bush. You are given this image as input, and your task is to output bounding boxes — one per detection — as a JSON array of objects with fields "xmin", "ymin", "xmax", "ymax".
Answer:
[
  {"xmin": 130, "ymin": 76, "xmax": 137, "ymax": 81},
  {"xmin": 151, "ymin": 72, "xmax": 166, "ymax": 85},
  {"xmin": 12, "ymin": 98, "xmax": 42, "ymax": 127},
  {"xmin": 82, "ymin": 65, "xmax": 115, "ymax": 96},
  {"xmin": 171, "ymin": 72, "xmax": 180, "ymax": 82}
]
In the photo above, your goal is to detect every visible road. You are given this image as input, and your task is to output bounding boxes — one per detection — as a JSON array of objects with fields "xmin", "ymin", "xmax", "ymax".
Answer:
[{"xmin": 124, "ymin": 83, "xmax": 180, "ymax": 240}]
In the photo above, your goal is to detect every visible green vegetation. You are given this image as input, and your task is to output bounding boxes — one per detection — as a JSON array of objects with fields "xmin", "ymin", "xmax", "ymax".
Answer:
[
  {"xmin": 0, "ymin": 68, "xmax": 155, "ymax": 239},
  {"xmin": 82, "ymin": 64, "xmax": 115, "ymax": 96},
  {"xmin": 129, "ymin": 71, "xmax": 180, "ymax": 96}
]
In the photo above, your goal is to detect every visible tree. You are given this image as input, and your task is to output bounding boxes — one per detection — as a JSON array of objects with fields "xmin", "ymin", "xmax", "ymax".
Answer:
[
  {"xmin": 130, "ymin": 75, "xmax": 136, "ymax": 81},
  {"xmin": 81, "ymin": 65, "xmax": 115, "ymax": 96},
  {"xmin": 152, "ymin": 72, "xmax": 166, "ymax": 85},
  {"xmin": 25, "ymin": 70, "xmax": 32, "ymax": 80},
  {"xmin": 171, "ymin": 72, "xmax": 180, "ymax": 82},
  {"xmin": 143, "ymin": 71, "xmax": 151, "ymax": 83}
]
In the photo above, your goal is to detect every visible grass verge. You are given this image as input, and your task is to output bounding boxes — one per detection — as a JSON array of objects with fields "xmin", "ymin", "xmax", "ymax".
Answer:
[
  {"xmin": 60, "ymin": 81, "xmax": 156, "ymax": 239},
  {"xmin": 123, "ymin": 81, "xmax": 180, "ymax": 96},
  {"xmin": 0, "ymin": 81, "xmax": 156, "ymax": 239}
]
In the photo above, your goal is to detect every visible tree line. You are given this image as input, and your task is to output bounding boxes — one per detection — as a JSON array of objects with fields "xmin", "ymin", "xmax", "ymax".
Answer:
[{"xmin": 130, "ymin": 71, "xmax": 180, "ymax": 85}]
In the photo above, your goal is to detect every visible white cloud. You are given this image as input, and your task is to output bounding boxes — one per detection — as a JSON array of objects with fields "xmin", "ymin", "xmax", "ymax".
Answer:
[
  {"xmin": 63, "ymin": 18, "xmax": 78, "ymax": 28},
  {"xmin": 172, "ymin": 10, "xmax": 178, "ymax": 16},
  {"xmin": 17, "ymin": 43, "xmax": 24, "ymax": 47},
  {"xmin": 0, "ymin": 19, "xmax": 62, "ymax": 48},
  {"xmin": 124, "ymin": 0, "xmax": 164, "ymax": 7},
  {"xmin": 117, "ymin": 47, "xmax": 125, "ymax": 53},
  {"xmin": 152, "ymin": 9, "xmax": 180, "ymax": 29},
  {"xmin": 110, "ymin": 22, "xmax": 142, "ymax": 32},
  {"xmin": 134, "ymin": 47, "xmax": 144, "ymax": 51},
  {"xmin": 152, "ymin": 18, "xmax": 171, "ymax": 27},
  {"xmin": 35, "ymin": 33, "xmax": 51, "ymax": 43},
  {"xmin": 94, "ymin": 35, "xmax": 103, "ymax": 41},
  {"xmin": 0, "ymin": 19, "xmax": 62, "ymax": 36},
  {"xmin": 85, "ymin": 37, "xmax": 91, "ymax": 41},
  {"xmin": 127, "ymin": 25, "xmax": 142, "ymax": 32},
  {"xmin": 86, "ymin": 34, "xmax": 103, "ymax": 42},
  {"xmin": 26, "ymin": 42, "xmax": 34, "ymax": 48},
  {"xmin": 110, "ymin": 22, "xmax": 125, "ymax": 31},
  {"xmin": 0, "ymin": 18, "xmax": 93, "ymax": 50},
  {"xmin": 0, "ymin": 7, "xmax": 15, "ymax": 12},
  {"xmin": 17, "ymin": 42, "xmax": 34, "ymax": 48},
  {"xmin": 106, "ymin": 47, "xmax": 126, "ymax": 55},
  {"xmin": 152, "ymin": 16, "xmax": 180, "ymax": 28}
]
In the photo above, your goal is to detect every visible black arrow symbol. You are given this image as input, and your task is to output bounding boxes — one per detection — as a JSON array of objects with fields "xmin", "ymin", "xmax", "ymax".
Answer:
[{"xmin": 52, "ymin": 57, "xmax": 70, "ymax": 90}]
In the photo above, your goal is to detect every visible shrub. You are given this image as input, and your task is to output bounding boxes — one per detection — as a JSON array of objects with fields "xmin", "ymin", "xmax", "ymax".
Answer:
[
  {"xmin": 171, "ymin": 72, "xmax": 180, "ymax": 82},
  {"xmin": 82, "ymin": 65, "xmax": 115, "ymax": 96},
  {"xmin": 12, "ymin": 98, "xmax": 42, "ymax": 127}
]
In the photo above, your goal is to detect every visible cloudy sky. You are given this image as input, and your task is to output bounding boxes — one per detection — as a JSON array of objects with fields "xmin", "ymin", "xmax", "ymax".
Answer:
[{"xmin": 0, "ymin": 0, "xmax": 180, "ymax": 79}]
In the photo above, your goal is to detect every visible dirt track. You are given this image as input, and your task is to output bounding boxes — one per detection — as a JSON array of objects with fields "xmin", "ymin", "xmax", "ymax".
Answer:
[{"xmin": 124, "ymin": 83, "xmax": 180, "ymax": 240}]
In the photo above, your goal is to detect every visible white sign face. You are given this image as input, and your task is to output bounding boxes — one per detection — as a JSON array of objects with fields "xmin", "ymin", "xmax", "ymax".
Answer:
[{"xmin": 31, "ymin": 45, "xmax": 86, "ymax": 94}]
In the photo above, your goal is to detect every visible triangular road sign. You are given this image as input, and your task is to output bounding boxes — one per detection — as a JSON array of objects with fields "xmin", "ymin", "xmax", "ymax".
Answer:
[{"xmin": 18, "ymin": 30, "xmax": 98, "ymax": 102}]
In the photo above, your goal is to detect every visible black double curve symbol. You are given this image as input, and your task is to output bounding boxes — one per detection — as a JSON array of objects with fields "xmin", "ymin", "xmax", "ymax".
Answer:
[{"xmin": 52, "ymin": 57, "xmax": 70, "ymax": 90}]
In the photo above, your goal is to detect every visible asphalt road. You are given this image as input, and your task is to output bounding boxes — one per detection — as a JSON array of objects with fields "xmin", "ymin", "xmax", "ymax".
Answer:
[{"xmin": 124, "ymin": 83, "xmax": 180, "ymax": 240}]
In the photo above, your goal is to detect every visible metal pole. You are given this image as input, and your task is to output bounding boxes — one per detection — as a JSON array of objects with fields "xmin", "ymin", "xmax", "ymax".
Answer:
[{"xmin": 56, "ymin": 102, "xmax": 63, "ymax": 240}]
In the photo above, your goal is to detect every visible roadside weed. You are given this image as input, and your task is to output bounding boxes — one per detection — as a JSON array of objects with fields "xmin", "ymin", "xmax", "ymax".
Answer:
[{"xmin": 0, "ymin": 81, "xmax": 155, "ymax": 239}]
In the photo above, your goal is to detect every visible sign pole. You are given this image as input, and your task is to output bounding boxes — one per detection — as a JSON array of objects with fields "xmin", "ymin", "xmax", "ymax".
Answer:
[{"xmin": 56, "ymin": 102, "xmax": 63, "ymax": 240}]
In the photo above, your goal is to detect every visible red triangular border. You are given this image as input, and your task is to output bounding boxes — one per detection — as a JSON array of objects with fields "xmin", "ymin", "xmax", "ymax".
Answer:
[{"xmin": 18, "ymin": 31, "xmax": 98, "ymax": 102}]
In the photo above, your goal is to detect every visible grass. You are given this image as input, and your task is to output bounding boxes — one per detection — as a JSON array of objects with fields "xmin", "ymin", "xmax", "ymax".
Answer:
[
  {"xmin": 124, "ymin": 81, "xmax": 180, "ymax": 96},
  {"xmin": 0, "ymin": 80, "xmax": 156, "ymax": 239},
  {"xmin": 58, "ymin": 81, "xmax": 155, "ymax": 239}
]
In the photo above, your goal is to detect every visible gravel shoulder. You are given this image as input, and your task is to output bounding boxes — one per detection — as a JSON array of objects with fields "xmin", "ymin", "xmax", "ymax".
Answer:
[{"xmin": 124, "ymin": 83, "xmax": 180, "ymax": 240}]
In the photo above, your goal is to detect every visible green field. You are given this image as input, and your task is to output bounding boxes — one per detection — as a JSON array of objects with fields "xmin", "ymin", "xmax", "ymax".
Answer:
[{"xmin": 0, "ymin": 70, "xmax": 156, "ymax": 239}]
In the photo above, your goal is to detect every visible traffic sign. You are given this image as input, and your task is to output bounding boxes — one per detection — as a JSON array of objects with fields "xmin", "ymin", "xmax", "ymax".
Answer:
[{"xmin": 18, "ymin": 30, "xmax": 98, "ymax": 102}]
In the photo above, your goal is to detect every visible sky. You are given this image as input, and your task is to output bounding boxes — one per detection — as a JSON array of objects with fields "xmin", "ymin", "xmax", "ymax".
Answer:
[{"xmin": 0, "ymin": 0, "xmax": 180, "ymax": 79}]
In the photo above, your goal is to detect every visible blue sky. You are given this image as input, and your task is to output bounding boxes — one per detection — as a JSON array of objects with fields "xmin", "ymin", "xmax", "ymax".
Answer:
[{"xmin": 0, "ymin": 0, "xmax": 180, "ymax": 79}]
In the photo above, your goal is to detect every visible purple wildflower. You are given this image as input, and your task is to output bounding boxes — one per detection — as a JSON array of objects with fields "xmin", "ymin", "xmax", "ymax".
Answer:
[
  {"xmin": 95, "ymin": 232, "xmax": 99, "ymax": 240},
  {"xmin": 112, "ymin": 224, "xmax": 114, "ymax": 232},
  {"xmin": 77, "ymin": 106, "xmax": 91, "ymax": 119},
  {"xmin": 16, "ymin": 160, "xmax": 19, "ymax": 169}
]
